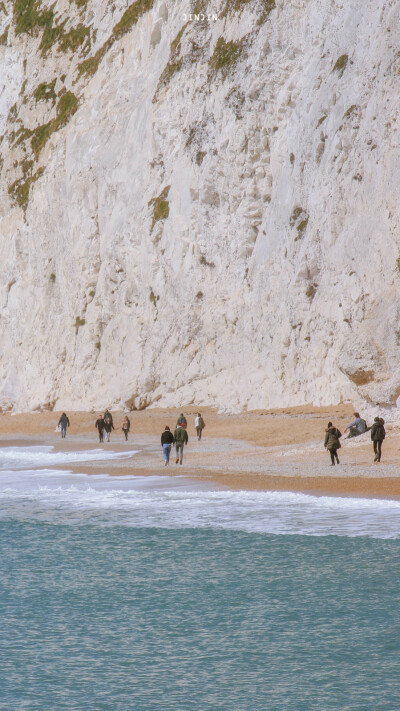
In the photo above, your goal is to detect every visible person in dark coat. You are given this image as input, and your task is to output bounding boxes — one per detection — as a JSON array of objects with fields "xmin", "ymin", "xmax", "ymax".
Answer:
[
  {"xmin": 103, "ymin": 409, "xmax": 114, "ymax": 427},
  {"xmin": 58, "ymin": 413, "xmax": 70, "ymax": 439},
  {"xmin": 103, "ymin": 411, "xmax": 114, "ymax": 442},
  {"xmin": 173, "ymin": 424, "xmax": 188, "ymax": 464},
  {"xmin": 324, "ymin": 422, "xmax": 342, "ymax": 465},
  {"xmin": 161, "ymin": 426, "xmax": 174, "ymax": 466},
  {"xmin": 176, "ymin": 413, "xmax": 187, "ymax": 428},
  {"xmin": 370, "ymin": 416, "xmax": 385, "ymax": 462},
  {"xmin": 95, "ymin": 415, "xmax": 105, "ymax": 443},
  {"xmin": 122, "ymin": 416, "xmax": 130, "ymax": 441}
]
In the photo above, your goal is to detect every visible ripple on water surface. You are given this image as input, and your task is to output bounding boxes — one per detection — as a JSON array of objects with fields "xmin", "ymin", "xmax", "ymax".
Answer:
[{"xmin": 1, "ymin": 524, "xmax": 399, "ymax": 711}]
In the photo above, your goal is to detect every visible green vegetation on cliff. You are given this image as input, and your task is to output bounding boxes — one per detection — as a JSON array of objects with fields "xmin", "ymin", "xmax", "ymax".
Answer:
[
  {"xmin": 8, "ymin": 162, "xmax": 44, "ymax": 210},
  {"xmin": 33, "ymin": 79, "xmax": 57, "ymax": 103},
  {"xmin": 13, "ymin": 0, "xmax": 92, "ymax": 56},
  {"xmin": 31, "ymin": 91, "xmax": 78, "ymax": 155},
  {"xmin": 78, "ymin": 0, "xmax": 155, "ymax": 78},
  {"xmin": 0, "ymin": 25, "xmax": 8, "ymax": 45},
  {"xmin": 148, "ymin": 186, "xmax": 170, "ymax": 231},
  {"xmin": 209, "ymin": 36, "xmax": 247, "ymax": 79},
  {"xmin": 154, "ymin": 23, "xmax": 188, "ymax": 99}
]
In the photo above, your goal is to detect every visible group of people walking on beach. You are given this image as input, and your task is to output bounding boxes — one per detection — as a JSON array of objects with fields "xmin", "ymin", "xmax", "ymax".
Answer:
[
  {"xmin": 58, "ymin": 408, "xmax": 386, "ymax": 468},
  {"xmin": 161, "ymin": 413, "xmax": 205, "ymax": 465},
  {"xmin": 324, "ymin": 412, "xmax": 386, "ymax": 465},
  {"xmin": 94, "ymin": 410, "xmax": 131, "ymax": 443},
  {"xmin": 57, "ymin": 409, "xmax": 205, "ymax": 466}
]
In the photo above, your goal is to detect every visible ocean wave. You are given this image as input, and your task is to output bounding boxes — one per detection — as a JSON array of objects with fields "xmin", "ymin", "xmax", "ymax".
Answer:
[
  {"xmin": 0, "ymin": 467, "xmax": 399, "ymax": 538},
  {"xmin": 0, "ymin": 446, "xmax": 139, "ymax": 470}
]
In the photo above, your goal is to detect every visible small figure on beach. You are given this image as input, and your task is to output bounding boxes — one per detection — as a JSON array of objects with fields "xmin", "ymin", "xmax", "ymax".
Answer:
[
  {"xmin": 176, "ymin": 413, "xmax": 187, "ymax": 428},
  {"xmin": 95, "ymin": 414, "xmax": 105, "ymax": 443},
  {"xmin": 58, "ymin": 413, "xmax": 70, "ymax": 439},
  {"xmin": 371, "ymin": 417, "xmax": 386, "ymax": 462},
  {"xmin": 122, "ymin": 416, "xmax": 131, "ymax": 441},
  {"xmin": 174, "ymin": 423, "xmax": 188, "ymax": 465},
  {"xmin": 161, "ymin": 425, "xmax": 174, "ymax": 466},
  {"xmin": 343, "ymin": 412, "xmax": 368, "ymax": 439},
  {"xmin": 324, "ymin": 422, "xmax": 341, "ymax": 466},
  {"xmin": 103, "ymin": 409, "xmax": 114, "ymax": 427},
  {"xmin": 195, "ymin": 413, "xmax": 205, "ymax": 440},
  {"xmin": 103, "ymin": 410, "xmax": 114, "ymax": 442}
]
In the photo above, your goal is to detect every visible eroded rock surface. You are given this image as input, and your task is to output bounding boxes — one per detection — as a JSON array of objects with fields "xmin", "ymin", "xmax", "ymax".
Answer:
[{"xmin": 0, "ymin": 0, "xmax": 399, "ymax": 412}]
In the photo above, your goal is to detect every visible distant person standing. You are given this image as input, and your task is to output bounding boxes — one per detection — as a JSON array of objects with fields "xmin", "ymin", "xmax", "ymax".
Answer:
[
  {"xmin": 195, "ymin": 413, "xmax": 205, "ymax": 440},
  {"xmin": 58, "ymin": 412, "xmax": 70, "ymax": 439},
  {"xmin": 161, "ymin": 425, "xmax": 174, "ymax": 466},
  {"xmin": 324, "ymin": 422, "xmax": 341, "ymax": 466},
  {"xmin": 95, "ymin": 414, "xmax": 105, "ymax": 443},
  {"xmin": 122, "ymin": 416, "xmax": 131, "ymax": 441},
  {"xmin": 343, "ymin": 412, "xmax": 367, "ymax": 438},
  {"xmin": 176, "ymin": 413, "xmax": 187, "ymax": 428},
  {"xmin": 174, "ymin": 423, "xmax": 188, "ymax": 465},
  {"xmin": 103, "ymin": 409, "xmax": 114, "ymax": 427},
  {"xmin": 103, "ymin": 411, "xmax": 114, "ymax": 442},
  {"xmin": 371, "ymin": 417, "xmax": 385, "ymax": 462}
]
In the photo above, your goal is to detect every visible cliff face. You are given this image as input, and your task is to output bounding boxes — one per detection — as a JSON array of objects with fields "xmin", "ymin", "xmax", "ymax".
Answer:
[{"xmin": 0, "ymin": 0, "xmax": 399, "ymax": 412}]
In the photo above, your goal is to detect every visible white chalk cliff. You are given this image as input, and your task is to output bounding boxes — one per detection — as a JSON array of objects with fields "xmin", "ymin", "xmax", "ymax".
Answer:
[{"xmin": 0, "ymin": 0, "xmax": 399, "ymax": 412}]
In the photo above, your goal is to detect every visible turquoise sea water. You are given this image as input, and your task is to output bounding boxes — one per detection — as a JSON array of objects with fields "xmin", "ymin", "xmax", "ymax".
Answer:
[{"xmin": 1, "ymin": 447, "xmax": 399, "ymax": 710}]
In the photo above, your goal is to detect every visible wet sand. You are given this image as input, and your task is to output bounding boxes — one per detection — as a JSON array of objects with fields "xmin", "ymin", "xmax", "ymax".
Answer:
[{"xmin": 1, "ymin": 404, "xmax": 399, "ymax": 499}]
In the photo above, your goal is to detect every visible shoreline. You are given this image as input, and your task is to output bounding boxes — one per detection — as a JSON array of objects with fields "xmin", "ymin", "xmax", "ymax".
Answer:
[{"xmin": 0, "ymin": 404, "xmax": 399, "ymax": 500}]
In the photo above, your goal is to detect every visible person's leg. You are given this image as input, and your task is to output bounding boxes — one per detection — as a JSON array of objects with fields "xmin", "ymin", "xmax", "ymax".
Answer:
[
  {"xmin": 176, "ymin": 444, "xmax": 179, "ymax": 464},
  {"xmin": 373, "ymin": 441, "xmax": 378, "ymax": 460},
  {"xmin": 335, "ymin": 449, "xmax": 339, "ymax": 464},
  {"xmin": 124, "ymin": 429, "xmax": 128, "ymax": 441},
  {"xmin": 196, "ymin": 427, "xmax": 200, "ymax": 440},
  {"xmin": 329, "ymin": 449, "xmax": 335, "ymax": 465},
  {"xmin": 378, "ymin": 440, "xmax": 382, "ymax": 462},
  {"xmin": 179, "ymin": 444, "xmax": 184, "ymax": 464},
  {"xmin": 61, "ymin": 426, "xmax": 66, "ymax": 438},
  {"xmin": 162, "ymin": 444, "xmax": 168, "ymax": 464}
]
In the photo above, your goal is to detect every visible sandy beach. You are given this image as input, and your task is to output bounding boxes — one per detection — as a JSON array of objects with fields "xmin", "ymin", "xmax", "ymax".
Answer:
[{"xmin": 0, "ymin": 404, "xmax": 399, "ymax": 499}]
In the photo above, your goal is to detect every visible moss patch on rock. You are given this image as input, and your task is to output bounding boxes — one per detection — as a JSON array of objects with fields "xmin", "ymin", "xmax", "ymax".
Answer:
[
  {"xmin": 148, "ymin": 186, "xmax": 170, "ymax": 231},
  {"xmin": 296, "ymin": 218, "xmax": 309, "ymax": 240},
  {"xmin": 13, "ymin": 0, "xmax": 67, "ymax": 55},
  {"xmin": 333, "ymin": 54, "xmax": 348, "ymax": 77},
  {"xmin": 209, "ymin": 36, "xmax": 247, "ymax": 79},
  {"xmin": 8, "ymin": 163, "xmax": 44, "ymax": 210},
  {"xmin": 78, "ymin": 0, "xmax": 155, "ymax": 78},
  {"xmin": 290, "ymin": 206, "xmax": 304, "ymax": 226},
  {"xmin": 33, "ymin": 78, "xmax": 57, "ymax": 103},
  {"xmin": 29, "ymin": 91, "xmax": 78, "ymax": 156},
  {"xmin": 290, "ymin": 206, "xmax": 309, "ymax": 240},
  {"xmin": 74, "ymin": 316, "xmax": 86, "ymax": 333},
  {"xmin": 154, "ymin": 23, "xmax": 188, "ymax": 99},
  {"xmin": 59, "ymin": 23, "xmax": 91, "ymax": 53},
  {"xmin": 221, "ymin": 0, "xmax": 275, "ymax": 23},
  {"xmin": 14, "ymin": 0, "xmax": 93, "ymax": 56},
  {"xmin": 0, "ymin": 25, "xmax": 9, "ymax": 45}
]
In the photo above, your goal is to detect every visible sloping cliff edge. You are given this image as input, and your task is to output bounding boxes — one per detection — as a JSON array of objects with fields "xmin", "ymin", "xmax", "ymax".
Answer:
[{"xmin": 0, "ymin": 0, "xmax": 399, "ymax": 413}]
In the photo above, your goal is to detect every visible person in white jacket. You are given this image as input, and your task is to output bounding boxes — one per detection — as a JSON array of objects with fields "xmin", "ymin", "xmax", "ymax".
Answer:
[{"xmin": 194, "ymin": 413, "xmax": 205, "ymax": 441}]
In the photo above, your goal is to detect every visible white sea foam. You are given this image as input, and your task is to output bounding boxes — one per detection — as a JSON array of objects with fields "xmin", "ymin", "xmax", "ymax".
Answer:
[
  {"xmin": 0, "ymin": 445, "xmax": 139, "ymax": 470},
  {"xmin": 0, "ymin": 459, "xmax": 399, "ymax": 538}
]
